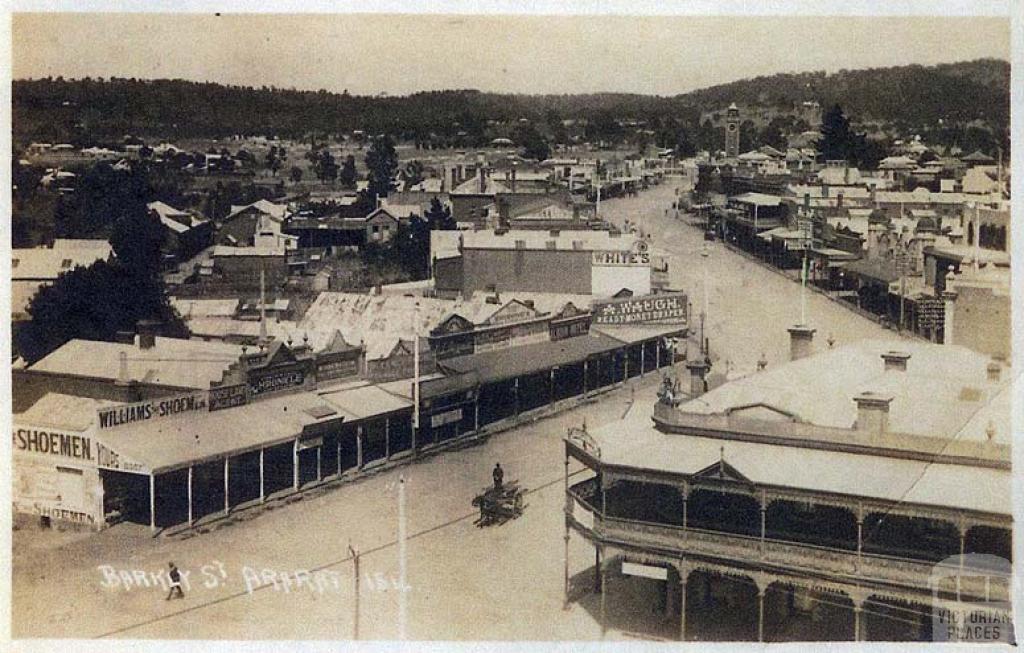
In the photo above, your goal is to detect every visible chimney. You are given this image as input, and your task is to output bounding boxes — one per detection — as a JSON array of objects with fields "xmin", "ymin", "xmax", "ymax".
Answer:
[
  {"xmin": 942, "ymin": 270, "xmax": 957, "ymax": 346},
  {"xmin": 479, "ymin": 166, "xmax": 486, "ymax": 194},
  {"xmin": 787, "ymin": 325, "xmax": 816, "ymax": 361},
  {"xmin": 137, "ymin": 320, "xmax": 158, "ymax": 350},
  {"xmin": 870, "ymin": 185, "xmax": 877, "ymax": 206},
  {"xmin": 511, "ymin": 166, "xmax": 517, "ymax": 194},
  {"xmin": 685, "ymin": 358, "xmax": 710, "ymax": 396},
  {"xmin": 803, "ymin": 193, "xmax": 810, "ymax": 211},
  {"xmin": 853, "ymin": 392, "xmax": 893, "ymax": 435},
  {"xmin": 837, "ymin": 192, "xmax": 844, "ymax": 208},
  {"xmin": 116, "ymin": 351, "xmax": 130, "ymax": 386},
  {"xmin": 881, "ymin": 351, "xmax": 910, "ymax": 372},
  {"xmin": 822, "ymin": 184, "xmax": 829, "ymax": 199},
  {"xmin": 987, "ymin": 360, "xmax": 1001, "ymax": 382}
]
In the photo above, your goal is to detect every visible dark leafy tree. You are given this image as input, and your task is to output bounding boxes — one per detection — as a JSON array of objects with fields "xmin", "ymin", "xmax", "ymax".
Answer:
[
  {"xmin": 339, "ymin": 155, "xmax": 357, "ymax": 189},
  {"xmin": 313, "ymin": 149, "xmax": 339, "ymax": 183},
  {"xmin": 110, "ymin": 203, "xmax": 166, "ymax": 279},
  {"xmin": 512, "ymin": 123, "xmax": 551, "ymax": 161},
  {"xmin": 402, "ymin": 160, "xmax": 425, "ymax": 187},
  {"xmin": 424, "ymin": 197, "xmax": 456, "ymax": 231},
  {"xmin": 365, "ymin": 135, "xmax": 398, "ymax": 204},
  {"xmin": 820, "ymin": 104, "xmax": 857, "ymax": 162},
  {"xmin": 18, "ymin": 259, "xmax": 187, "ymax": 364}
]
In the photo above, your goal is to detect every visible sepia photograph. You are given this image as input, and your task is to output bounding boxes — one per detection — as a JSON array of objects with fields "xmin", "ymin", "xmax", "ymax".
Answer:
[{"xmin": 4, "ymin": 4, "xmax": 1019, "ymax": 649}]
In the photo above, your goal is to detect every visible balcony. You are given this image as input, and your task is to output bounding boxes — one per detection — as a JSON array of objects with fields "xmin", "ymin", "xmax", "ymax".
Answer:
[{"xmin": 566, "ymin": 479, "xmax": 1000, "ymax": 600}]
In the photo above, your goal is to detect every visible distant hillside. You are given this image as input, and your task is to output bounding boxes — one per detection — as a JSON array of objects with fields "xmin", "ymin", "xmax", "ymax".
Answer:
[
  {"xmin": 679, "ymin": 59, "xmax": 1009, "ymax": 129},
  {"xmin": 12, "ymin": 59, "xmax": 1008, "ymax": 149}
]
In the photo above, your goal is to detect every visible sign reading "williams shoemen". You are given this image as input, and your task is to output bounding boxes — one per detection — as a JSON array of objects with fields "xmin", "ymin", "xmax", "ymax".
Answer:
[
  {"xmin": 592, "ymin": 292, "xmax": 687, "ymax": 325},
  {"xmin": 97, "ymin": 392, "xmax": 209, "ymax": 430}
]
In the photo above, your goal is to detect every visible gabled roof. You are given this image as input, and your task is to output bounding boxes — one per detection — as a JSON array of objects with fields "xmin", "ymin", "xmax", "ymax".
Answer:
[
  {"xmin": 962, "ymin": 150, "xmax": 995, "ymax": 164},
  {"xmin": 450, "ymin": 175, "xmax": 511, "ymax": 196},
  {"xmin": 12, "ymin": 240, "xmax": 112, "ymax": 281},
  {"xmin": 225, "ymin": 199, "xmax": 288, "ymax": 222},
  {"xmin": 28, "ymin": 336, "xmax": 245, "ymax": 389}
]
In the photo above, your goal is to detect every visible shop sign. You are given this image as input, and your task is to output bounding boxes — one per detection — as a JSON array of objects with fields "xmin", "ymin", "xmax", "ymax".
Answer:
[
  {"xmin": 592, "ymin": 250, "xmax": 651, "ymax": 266},
  {"xmin": 13, "ymin": 427, "xmax": 94, "ymax": 462},
  {"xmin": 592, "ymin": 292, "xmax": 687, "ymax": 325},
  {"xmin": 622, "ymin": 561, "xmax": 668, "ymax": 580},
  {"xmin": 550, "ymin": 316, "xmax": 590, "ymax": 341},
  {"xmin": 316, "ymin": 356, "xmax": 360, "ymax": 383},
  {"xmin": 249, "ymin": 366, "xmax": 306, "ymax": 396},
  {"xmin": 592, "ymin": 241, "xmax": 651, "ymax": 267},
  {"xmin": 486, "ymin": 301, "xmax": 537, "ymax": 326},
  {"xmin": 96, "ymin": 442, "xmax": 148, "ymax": 474},
  {"xmin": 430, "ymin": 408, "xmax": 463, "ymax": 429},
  {"xmin": 474, "ymin": 327, "xmax": 511, "ymax": 352},
  {"xmin": 97, "ymin": 392, "xmax": 209, "ymax": 430},
  {"xmin": 431, "ymin": 335, "xmax": 475, "ymax": 360},
  {"xmin": 209, "ymin": 384, "xmax": 249, "ymax": 412},
  {"xmin": 31, "ymin": 503, "xmax": 97, "ymax": 525}
]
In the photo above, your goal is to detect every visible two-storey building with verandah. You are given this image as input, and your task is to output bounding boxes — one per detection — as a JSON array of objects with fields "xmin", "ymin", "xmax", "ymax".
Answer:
[{"xmin": 563, "ymin": 337, "xmax": 1011, "ymax": 642}]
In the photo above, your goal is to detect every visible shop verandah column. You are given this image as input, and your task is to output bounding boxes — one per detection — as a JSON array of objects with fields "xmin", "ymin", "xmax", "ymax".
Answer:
[
  {"xmin": 223, "ymin": 457, "xmax": 230, "ymax": 514},
  {"xmin": 149, "ymin": 474, "xmax": 156, "ymax": 532},
  {"xmin": 259, "ymin": 448, "xmax": 266, "ymax": 503}
]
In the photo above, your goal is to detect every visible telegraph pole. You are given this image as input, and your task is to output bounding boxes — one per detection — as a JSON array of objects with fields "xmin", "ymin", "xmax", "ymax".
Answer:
[
  {"xmin": 398, "ymin": 475, "xmax": 408, "ymax": 640},
  {"xmin": 348, "ymin": 542, "xmax": 360, "ymax": 640},
  {"xmin": 412, "ymin": 303, "xmax": 420, "ymax": 451}
]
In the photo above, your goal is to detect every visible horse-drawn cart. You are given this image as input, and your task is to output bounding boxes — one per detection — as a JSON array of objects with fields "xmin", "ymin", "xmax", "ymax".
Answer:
[{"xmin": 472, "ymin": 481, "xmax": 526, "ymax": 527}]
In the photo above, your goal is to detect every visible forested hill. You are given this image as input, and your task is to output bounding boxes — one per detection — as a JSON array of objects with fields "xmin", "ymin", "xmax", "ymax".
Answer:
[
  {"xmin": 12, "ymin": 58, "xmax": 1008, "ymax": 146},
  {"xmin": 678, "ymin": 59, "xmax": 1009, "ymax": 130}
]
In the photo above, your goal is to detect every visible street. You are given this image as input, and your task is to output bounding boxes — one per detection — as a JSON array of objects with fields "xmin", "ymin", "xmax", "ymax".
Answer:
[
  {"xmin": 12, "ymin": 179, "xmax": 905, "ymax": 641},
  {"xmin": 599, "ymin": 182, "xmax": 903, "ymax": 373}
]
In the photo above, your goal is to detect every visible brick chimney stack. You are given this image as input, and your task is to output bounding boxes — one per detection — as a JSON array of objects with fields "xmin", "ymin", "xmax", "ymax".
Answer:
[
  {"xmin": 787, "ymin": 325, "xmax": 816, "ymax": 361},
  {"xmin": 881, "ymin": 351, "xmax": 911, "ymax": 372},
  {"xmin": 853, "ymin": 392, "xmax": 893, "ymax": 435},
  {"xmin": 137, "ymin": 320, "xmax": 158, "ymax": 350},
  {"xmin": 685, "ymin": 357, "xmax": 711, "ymax": 397}
]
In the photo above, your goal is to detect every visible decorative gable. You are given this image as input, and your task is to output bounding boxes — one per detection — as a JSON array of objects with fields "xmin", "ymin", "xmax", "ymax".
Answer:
[
  {"xmin": 433, "ymin": 313, "xmax": 474, "ymax": 336},
  {"xmin": 485, "ymin": 299, "xmax": 539, "ymax": 326},
  {"xmin": 693, "ymin": 458, "xmax": 753, "ymax": 485}
]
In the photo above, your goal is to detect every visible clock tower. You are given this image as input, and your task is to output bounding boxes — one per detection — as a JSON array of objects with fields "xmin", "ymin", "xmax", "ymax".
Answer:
[{"xmin": 724, "ymin": 102, "xmax": 740, "ymax": 159}]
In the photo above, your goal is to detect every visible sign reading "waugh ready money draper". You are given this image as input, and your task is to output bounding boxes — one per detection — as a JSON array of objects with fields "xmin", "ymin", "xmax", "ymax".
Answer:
[
  {"xmin": 97, "ymin": 392, "xmax": 209, "ymax": 430},
  {"xmin": 592, "ymin": 292, "xmax": 688, "ymax": 325}
]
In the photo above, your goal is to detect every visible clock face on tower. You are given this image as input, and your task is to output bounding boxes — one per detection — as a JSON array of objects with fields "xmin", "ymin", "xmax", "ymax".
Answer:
[{"xmin": 727, "ymin": 123, "xmax": 738, "ymax": 133}]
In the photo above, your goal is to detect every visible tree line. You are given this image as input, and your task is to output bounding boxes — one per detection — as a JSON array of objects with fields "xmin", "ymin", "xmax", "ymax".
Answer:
[{"xmin": 14, "ymin": 59, "xmax": 1008, "ymax": 155}]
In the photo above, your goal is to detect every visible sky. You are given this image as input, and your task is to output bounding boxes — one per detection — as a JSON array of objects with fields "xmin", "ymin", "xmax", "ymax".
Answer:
[{"xmin": 11, "ymin": 13, "xmax": 1011, "ymax": 97}]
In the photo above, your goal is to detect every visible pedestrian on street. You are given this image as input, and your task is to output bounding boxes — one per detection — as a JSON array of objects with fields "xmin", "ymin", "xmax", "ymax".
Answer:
[
  {"xmin": 166, "ymin": 562, "xmax": 184, "ymax": 600},
  {"xmin": 493, "ymin": 463, "xmax": 504, "ymax": 490}
]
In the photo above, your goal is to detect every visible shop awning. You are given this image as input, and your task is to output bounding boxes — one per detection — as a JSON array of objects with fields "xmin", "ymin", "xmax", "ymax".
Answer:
[
  {"xmin": 845, "ymin": 258, "xmax": 900, "ymax": 285},
  {"xmin": 97, "ymin": 391, "xmax": 352, "ymax": 474},
  {"xmin": 437, "ymin": 332, "xmax": 625, "ymax": 384},
  {"xmin": 319, "ymin": 383, "xmax": 412, "ymax": 419},
  {"xmin": 591, "ymin": 324, "xmax": 686, "ymax": 345},
  {"xmin": 810, "ymin": 247, "xmax": 861, "ymax": 268}
]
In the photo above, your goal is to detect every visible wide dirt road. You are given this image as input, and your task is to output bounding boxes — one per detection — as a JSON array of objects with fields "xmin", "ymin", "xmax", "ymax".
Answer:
[{"xmin": 598, "ymin": 181, "xmax": 905, "ymax": 373}]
